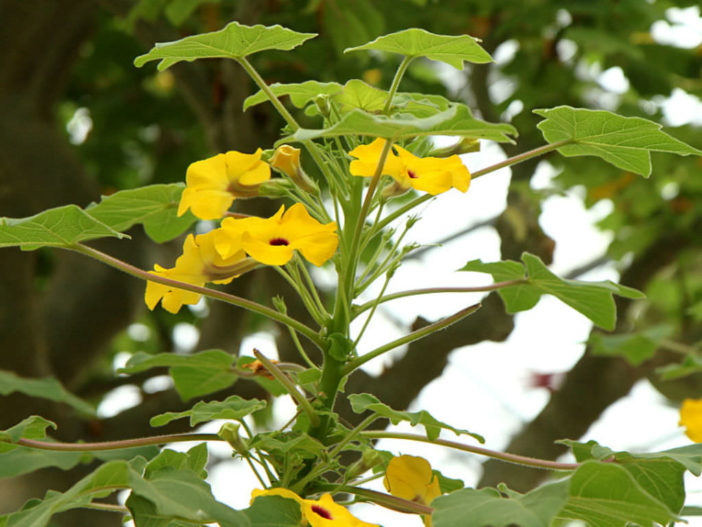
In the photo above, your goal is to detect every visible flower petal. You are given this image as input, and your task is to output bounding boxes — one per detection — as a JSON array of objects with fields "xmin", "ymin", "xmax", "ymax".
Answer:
[{"xmin": 680, "ymin": 398, "xmax": 702, "ymax": 442}]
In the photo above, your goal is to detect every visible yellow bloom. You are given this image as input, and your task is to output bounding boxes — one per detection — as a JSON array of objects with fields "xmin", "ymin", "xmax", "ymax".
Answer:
[
  {"xmin": 177, "ymin": 149, "xmax": 271, "ymax": 220},
  {"xmin": 251, "ymin": 488, "xmax": 379, "ymax": 527},
  {"xmin": 680, "ymin": 398, "xmax": 702, "ymax": 442},
  {"xmin": 145, "ymin": 230, "xmax": 251, "ymax": 313},
  {"xmin": 349, "ymin": 138, "xmax": 471, "ymax": 196},
  {"xmin": 216, "ymin": 203, "xmax": 338, "ymax": 267},
  {"xmin": 384, "ymin": 455, "xmax": 440, "ymax": 527}
]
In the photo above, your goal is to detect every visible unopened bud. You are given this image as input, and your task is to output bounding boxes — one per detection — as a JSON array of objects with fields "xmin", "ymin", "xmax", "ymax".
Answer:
[
  {"xmin": 381, "ymin": 179, "xmax": 411, "ymax": 199},
  {"xmin": 270, "ymin": 145, "xmax": 318, "ymax": 193},
  {"xmin": 314, "ymin": 94, "xmax": 332, "ymax": 117},
  {"xmin": 427, "ymin": 137, "xmax": 480, "ymax": 157},
  {"xmin": 218, "ymin": 422, "xmax": 249, "ymax": 455}
]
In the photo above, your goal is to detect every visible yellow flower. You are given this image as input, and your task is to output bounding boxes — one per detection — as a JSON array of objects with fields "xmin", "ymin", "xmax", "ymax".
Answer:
[
  {"xmin": 177, "ymin": 149, "xmax": 271, "ymax": 220},
  {"xmin": 384, "ymin": 455, "xmax": 440, "ymax": 527},
  {"xmin": 251, "ymin": 488, "xmax": 379, "ymax": 527},
  {"xmin": 680, "ymin": 398, "xmax": 702, "ymax": 442},
  {"xmin": 145, "ymin": 230, "xmax": 252, "ymax": 313},
  {"xmin": 349, "ymin": 138, "xmax": 471, "ymax": 196},
  {"xmin": 216, "ymin": 203, "xmax": 338, "ymax": 267}
]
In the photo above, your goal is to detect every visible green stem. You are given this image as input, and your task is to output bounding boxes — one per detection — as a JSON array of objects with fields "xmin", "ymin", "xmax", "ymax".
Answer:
[
  {"xmin": 360, "ymin": 431, "xmax": 581, "ymax": 471},
  {"xmin": 370, "ymin": 194, "xmax": 433, "ymax": 238},
  {"xmin": 383, "ymin": 56, "xmax": 414, "ymax": 114},
  {"xmin": 253, "ymin": 350, "xmax": 320, "ymax": 428},
  {"xmin": 343, "ymin": 303, "xmax": 482, "ymax": 374},
  {"xmin": 237, "ymin": 57, "xmax": 299, "ymax": 130},
  {"xmin": 470, "ymin": 139, "xmax": 572, "ymax": 180},
  {"xmin": 14, "ymin": 433, "xmax": 222, "ymax": 452},
  {"xmin": 328, "ymin": 414, "xmax": 378, "ymax": 459},
  {"xmin": 80, "ymin": 502, "xmax": 129, "ymax": 513},
  {"xmin": 294, "ymin": 253, "xmax": 329, "ymax": 319},
  {"xmin": 277, "ymin": 265, "xmax": 326, "ymax": 326},
  {"xmin": 70, "ymin": 244, "xmax": 323, "ymax": 349},
  {"xmin": 353, "ymin": 280, "xmax": 527, "ymax": 316},
  {"xmin": 659, "ymin": 339, "xmax": 700, "ymax": 355},
  {"xmin": 352, "ymin": 272, "xmax": 392, "ymax": 349}
]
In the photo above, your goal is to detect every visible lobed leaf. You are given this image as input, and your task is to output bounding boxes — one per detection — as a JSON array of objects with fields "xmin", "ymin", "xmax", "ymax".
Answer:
[
  {"xmin": 87, "ymin": 183, "xmax": 195, "ymax": 243},
  {"xmin": 134, "ymin": 21, "xmax": 317, "ymax": 71},
  {"xmin": 345, "ymin": 28, "xmax": 492, "ymax": 69},
  {"xmin": 0, "ymin": 206, "xmax": 124, "ymax": 250},
  {"xmin": 150, "ymin": 395, "xmax": 266, "ymax": 427},
  {"xmin": 349, "ymin": 393, "xmax": 484, "ymax": 442},
  {"xmin": 461, "ymin": 252, "xmax": 645, "ymax": 330},
  {"xmin": 286, "ymin": 103, "xmax": 516, "ymax": 143},
  {"xmin": 535, "ymin": 106, "xmax": 702, "ymax": 177},
  {"xmin": 0, "ymin": 184, "xmax": 195, "ymax": 250},
  {"xmin": 120, "ymin": 350, "xmax": 238, "ymax": 401},
  {"xmin": 432, "ymin": 480, "xmax": 569, "ymax": 527},
  {"xmin": 0, "ymin": 370, "xmax": 95, "ymax": 415}
]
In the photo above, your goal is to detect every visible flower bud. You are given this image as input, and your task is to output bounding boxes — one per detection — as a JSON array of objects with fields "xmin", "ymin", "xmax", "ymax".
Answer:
[
  {"xmin": 270, "ymin": 145, "xmax": 318, "ymax": 193},
  {"xmin": 427, "ymin": 137, "xmax": 480, "ymax": 157}
]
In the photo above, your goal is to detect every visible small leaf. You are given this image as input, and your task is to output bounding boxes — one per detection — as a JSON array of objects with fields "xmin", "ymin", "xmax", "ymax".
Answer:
[
  {"xmin": 346, "ymin": 28, "xmax": 492, "ymax": 69},
  {"xmin": 150, "ymin": 395, "xmax": 267, "ymax": 427},
  {"xmin": 535, "ymin": 106, "xmax": 702, "ymax": 177},
  {"xmin": 348, "ymin": 393, "xmax": 484, "ymax": 442},
  {"xmin": 243, "ymin": 81, "xmax": 342, "ymax": 112},
  {"xmin": 120, "ymin": 350, "xmax": 238, "ymax": 401},
  {"xmin": 0, "ymin": 206, "xmax": 124, "ymax": 250},
  {"xmin": 134, "ymin": 21, "xmax": 317, "ymax": 70},
  {"xmin": 286, "ymin": 104, "xmax": 516, "ymax": 143},
  {"xmin": 333, "ymin": 79, "xmax": 388, "ymax": 114},
  {"xmin": 0, "ymin": 370, "xmax": 95, "ymax": 415},
  {"xmin": 432, "ymin": 480, "xmax": 569, "ymax": 527}
]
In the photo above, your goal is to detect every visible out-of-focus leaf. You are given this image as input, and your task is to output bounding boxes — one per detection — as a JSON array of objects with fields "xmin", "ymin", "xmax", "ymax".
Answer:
[
  {"xmin": 120, "ymin": 350, "xmax": 238, "ymax": 401},
  {"xmin": 0, "ymin": 371, "xmax": 95, "ymax": 415},
  {"xmin": 243, "ymin": 81, "xmax": 342, "ymax": 112},
  {"xmin": 589, "ymin": 325, "xmax": 674, "ymax": 365}
]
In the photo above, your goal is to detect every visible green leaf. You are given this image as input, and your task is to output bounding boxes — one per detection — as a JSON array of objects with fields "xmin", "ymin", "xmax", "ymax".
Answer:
[
  {"xmin": 286, "ymin": 104, "xmax": 516, "ymax": 143},
  {"xmin": 87, "ymin": 184, "xmax": 195, "ymax": 243},
  {"xmin": 120, "ymin": 350, "xmax": 238, "ymax": 401},
  {"xmin": 534, "ymin": 106, "xmax": 702, "ymax": 177},
  {"xmin": 558, "ymin": 461, "xmax": 678, "ymax": 527},
  {"xmin": 333, "ymin": 79, "xmax": 388, "ymax": 114},
  {"xmin": 0, "ymin": 370, "xmax": 95, "ymax": 415},
  {"xmin": 0, "ymin": 416, "xmax": 55, "ymax": 445},
  {"xmin": 346, "ymin": 28, "xmax": 492, "ymax": 69},
  {"xmin": 432, "ymin": 480, "xmax": 569, "ymax": 527},
  {"xmin": 150, "ymin": 395, "xmax": 266, "ymax": 427},
  {"xmin": 243, "ymin": 81, "xmax": 342, "ymax": 112},
  {"xmin": 243, "ymin": 495, "xmax": 302, "ymax": 527},
  {"xmin": 0, "ymin": 184, "xmax": 196, "ymax": 250},
  {"xmin": 128, "ymin": 470, "xmax": 248, "ymax": 527},
  {"xmin": 0, "ymin": 206, "xmax": 125, "ymax": 250},
  {"xmin": 461, "ymin": 253, "xmax": 645, "ymax": 330},
  {"xmin": 134, "ymin": 21, "xmax": 317, "ymax": 71},
  {"xmin": 523, "ymin": 252, "xmax": 643, "ymax": 330},
  {"xmin": 0, "ymin": 448, "xmax": 84, "ymax": 480},
  {"xmin": 589, "ymin": 325, "xmax": 674, "ymax": 365},
  {"xmin": 348, "ymin": 393, "xmax": 484, "ymax": 442},
  {"xmin": 657, "ymin": 354, "xmax": 702, "ymax": 380}
]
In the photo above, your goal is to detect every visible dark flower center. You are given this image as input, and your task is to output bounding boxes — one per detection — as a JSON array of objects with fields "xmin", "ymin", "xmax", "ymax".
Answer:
[
  {"xmin": 269, "ymin": 237, "xmax": 289, "ymax": 246},
  {"xmin": 311, "ymin": 505, "xmax": 333, "ymax": 519},
  {"xmin": 407, "ymin": 169, "xmax": 418, "ymax": 179}
]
